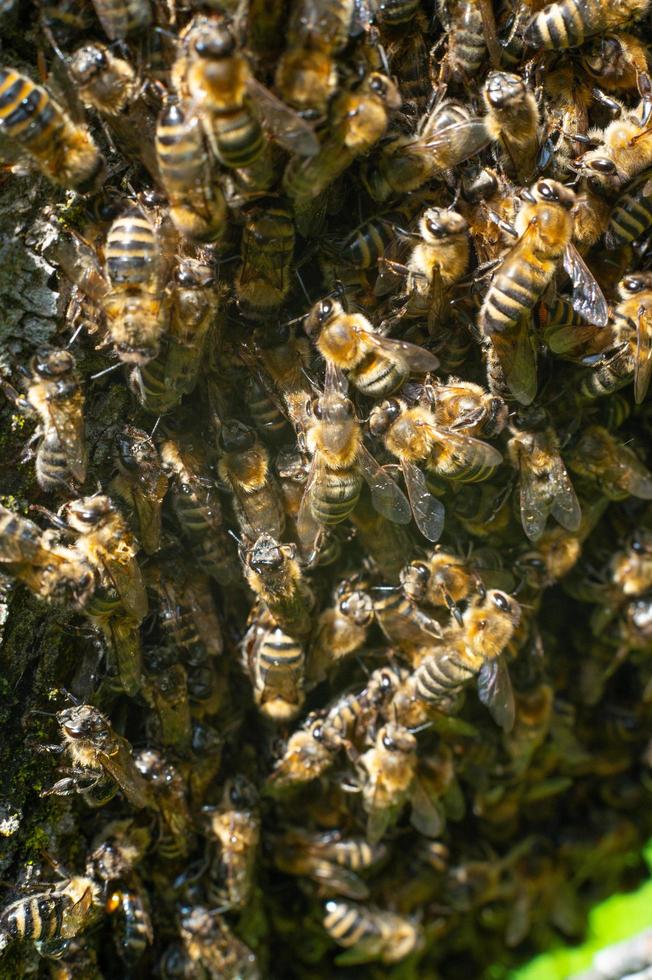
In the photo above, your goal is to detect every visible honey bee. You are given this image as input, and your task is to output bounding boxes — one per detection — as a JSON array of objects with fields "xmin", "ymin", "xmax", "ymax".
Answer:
[
  {"xmin": 437, "ymin": 0, "xmax": 495, "ymax": 83},
  {"xmin": 241, "ymin": 533, "xmax": 314, "ymax": 638},
  {"xmin": 325, "ymin": 664, "xmax": 410, "ymax": 741},
  {"xmin": 266, "ymin": 714, "xmax": 344, "ymax": 787},
  {"xmin": 133, "ymin": 748, "xmax": 194, "ymax": 859},
  {"xmin": 373, "ymin": 583, "xmax": 444, "ymax": 659},
  {"xmin": 399, "ymin": 548, "xmax": 478, "ymax": 617},
  {"xmin": 507, "ymin": 407, "xmax": 581, "ymax": 542},
  {"xmin": 582, "ymin": 33, "xmax": 651, "ymax": 98},
  {"xmin": 42, "ymin": 703, "xmax": 156, "ymax": 812},
  {"xmin": 323, "ymin": 900, "xmax": 422, "ymax": 965},
  {"xmin": 298, "ymin": 371, "xmax": 410, "ymax": 551},
  {"xmin": 401, "ymin": 588, "xmax": 521, "ymax": 730},
  {"xmin": 568, "ymin": 424, "xmax": 652, "ymax": 501},
  {"xmin": 606, "ymin": 167, "xmax": 652, "ymax": 249},
  {"xmin": 160, "ymin": 438, "xmax": 240, "ymax": 586},
  {"xmin": 283, "ymin": 73, "xmax": 401, "ymax": 203},
  {"xmin": 235, "ymin": 200, "xmax": 296, "ymax": 320},
  {"xmin": 423, "ymin": 379, "xmax": 509, "ymax": 439},
  {"xmin": 480, "ymin": 180, "xmax": 608, "ymax": 405},
  {"xmin": 310, "ymin": 576, "xmax": 374, "ymax": 682},
  {"xmin": 579, "ymin": 100, "xmax": 652, "ymax": 190},
  {"xmin": 524, "ymin": 0, "xmax": 650, "ymax": 50},
  {"xmin": 246, "ymin": 322, "xmax": 313, "ymax": 432},
  {"xmin": 243, "ymin": 611, "xmax": 306, "ymax": 722},
  {"xmin": 218, "ymin": 420, "xmax": 285, "ymax": 541},
  {"xmin": 201, "ymin": 776, "xmax": 260, "ymax": 911},
  {"xmin": 59, "ymin": 496, "xmax": 148, "ymax": 625},
  {"xmin": 274, "ymin": 0, "xmax": 354, "ymax": 114},
  {"xmin": 105, "ymin": 884, "xmax": 153, "ymax": 965},
  {"xmin": 90, "ymin": 0, "xmax": 151, "ymax": 39},
  {"xmin": 610, "ymin": 271, "xmax": 652, "ymax": 403},
  {"xmin": 611, "ymin": 529, "xmax": 652, "ymax": 596},
  {"xmin": 143, "ymin": 660, "xmax": 193, "ymax": 753},
  {"xmin": 167, "ymin": 259, "xmax": 222, "ymax": 396},
  {"xmin": 173, "ymin": 14, "xmax": 318, "ymax": 179},
  {"xmin": 368, "ymin": 397, "xmax": 502, "ymax": 541},
  {"xmin": 0, "ymin": 67, "xmax": 104, "ymax": 191},
  {"xmin": 274, "ymin": 829, "xmax": 387, "ymax": 900},
  {"xmin": 179, "ymin": 906, "xmax": 259, "ymax": 979},
  {"xmin": 355, "ymin": 723, "xmax": 419, "ymax": 843},
  {"xmin": 155, "ymin": 101, "xmax": 228, "ymax": 243},
  {"xmin": 0, "ymin": 874, "xmax": 101, "ymax": 953},
  {"xmin": 304, "ymin": 296, "xmax": 439, "ymax": 398},
  {"xmin": 110, "ymin": 427, "xmax": 168, "ymax": 556},
  {"xmin": 2, "ymin": 349, "xmax": 86, "ymax": 493}
]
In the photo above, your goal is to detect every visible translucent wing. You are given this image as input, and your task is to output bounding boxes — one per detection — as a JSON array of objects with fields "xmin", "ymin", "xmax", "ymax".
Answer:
[
  {"xmin": 424, "ymin": 117, "xmax": 492, "ymax": 168},
  {"xmin": 402, "ymin": 459, "xmax": 445, "ymax": 542},
  {"xmin": 366, "ymin": 806, "xmax": 394, "ymax": 846},
  {"xmin": 563, "ymin": 243, "xmax": 609, "ymax": 327},
  {"xmin": 488, "ymin": 318, "xmax": 538, "ymax": 406},
  {"xmin": 297, "ymin": 455, "xmax": 323, "ymax": 551},
  {"xmin": 248, "ymin": 78, "xmax": 320, "ymax": 157},
  {"xmin": 634, "ymin": 306, "xmax": 652, "ymax": 404},
  {"xmin": 335, "ymin": 936, "xmax": 384, "ymax": 966},
  {"xmin": 357, "ymin": 444, "xmax": 411, "ymax": 524},
  {"xmin": 549, "ymin": 456, "xmax": 582, "ymax": 532},
  {"xmin": 442, "ymin": 427, "xmax": 504, "ymax": 469},
  {"xmin": 48, "ymin": 399, "xmax": 87, "ymax": 483},
  {"xmin": 310, "ymin": 863, "xmax": 370, "ymax": 900},
  {"xmin": 409, "ymin": 776, "xmax": 444, "ymax": 838},
  {"xmin": 477, "ymin": 655, "xmax": 515, "ymax": 732},
  {"xmin": 357, "ymin": 326, "xmax": 441, "ymax": 374},
  {"xmin": 614, "ymin": 451, "xmax": 652, "ymax": 499},
  {"xmin": 102, "ymin": 554, "xmax": 148, "ymax": 623},
  {"xmin": 517, "ymin": 453, "xmax": 551, "ymax": 542}
]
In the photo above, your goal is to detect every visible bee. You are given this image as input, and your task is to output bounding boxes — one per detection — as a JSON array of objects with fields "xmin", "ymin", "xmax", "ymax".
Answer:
[
  {"xmin": 151, "ymin": 561, "xmax": 224, "ymax": 663},
  {"xmin": 155, "ymin": 100, "xmax": 228, "ymax": 243},
  {"xmin": 102, "ymin": 206, "xmax": 171, "ymax": 366},
  {"xmin": 274, "ymin": 0, "xmax": 354, "ymax": 114},
  {"xmin": 323, "ymin": 664, "xmax": 409, "ymax": 744},
  {"xmin": 179, "ymin": 906, "xmax": 259, "ymax": 979},
  {"xmin": 423, "ymin": 380, "xmax": 509, "ymax": 439},
  {"xmin": 241, "ymin": 533, "xmax": 314, "ymax": 638},
  {"xmin": 310, "ymin": 576, "xmax": 374, "ymax": 682},
  {"xmin": 298, "ymin": 372, "xmax": 411, "ymax": 551},
  {"xmin": 610, "ymin": 271, "xmax": 652, "ymax": 403},
  {"xmin": 524, "ymin": 0, "xmax": 650, "ymax": 50},
  {"xmin": 242, "ymin": 610, "xmax": 306, "ymax": 721},
  {"xmin": 399, "ymin": 548, "xmax": 478, "ymax": 617},
  {"xmin": 59, "ymin": 496, "xmax": 148, "ymax": 625},
  {"xmin": 267, "ymin": 714, "xmax": 344, "ymax": 788},
  {"xmin": 611, "ymin": 529, "xmax": 652, "ymax": 596},
  {"xmin": 507, "ymin": 407, "xmax": 581, "ymax": 542},
  {"xmin": 201, "ymin": 777, "xmax": 260, "ymax": 911},
  {"xmin": 323, "ymin": 900, "xmax": 421, "ymax": 965},
  {"xmin": 283, "ymin": 73, "xmax": 401, "ymax": 203},
  {"xmin": 0, "ymin": 874, "xmax": 101, "ymax": 953},
  {"xmin": 167, "ymin": 259, "xmax": 222, "ymax": 397},
  {"xmin": 332, "ymin": 208, "xmax": 409, "ymax": 271},
  {"xmin": 218, "ymin": 420, "xmax": 285, "ymax": 541},
  {"xmin": 437, "ymin": 0, "xmax": 495, "ymax": 83},
  {"xmin": 143, "ymin": 660, "xmax": 193, "ymax": 753},
  {"xmin": 160, "ymin": 438, "xmax": 240, "ymax": 586},
  {"xmin": 235, "ymin": 200, "xmax": 296, "ymax": 320},
  {"xmin": 403, "ymin": 588, "xmax": 521, "ymax": 731},
  {"xmin": 304, "ymin": 296, "xmax": 439, "ymax": 398},
  {"xmin": 505, "ymin": 683, "xmax": 554, "ymax": 777},
  {"xmin": 245, "ymin": 374, "xmax": 289, "ymax": 441},
  {"xmin": 355, "ymin": 723, "xmax": 418, "ymax": 844},
  {"xmin": 133, "ymin": 748, "xmax": 195, "ymax": 859},
  {"xmin": 173, "ymin": 14, "xmax": 318, "ymax": 177},
  {"xmin": 568, "ymin": 424, "xmax": 652, "ymax": 501},
  {"xmin": 582, "ymin": 33, "xmax": 652, "ymax": 101},
  {"xmin": 2, "ymin": 349, "xmax": 86, "ymax": 493},
  {"xmin": 368, "ymin": 397, "xmax": 502, "ymax": 541},
  {"xmin": 105, "ymin": 885, "xmax": 153, "ymax": 965},
  {"xmin": 0, "ymin": 67, "xmax": 104, "ymax": 191},
  {"xmin": 480, "ymin": 180, "xmax": 609, "ymax": 405},
  {"xmin": 90, "ymin": 0, "xmax": 151, "ymax": 39},
  {"xmin": 110, "ymin": 427, "xmax": 168, "ymax": 556},
  {"xmin": 42, "ymin": 704, "xmax": 156, "ymax": 812},
  {"xmin": 579, "ymin": 100, "xmax": 652, "ymax": 190},
  {"xmin": 274, "ymin": 829, "xmax": 387, "ymax": 900},
  {"xmin": 606, "ymin": 167, "xmax": 652, "ymax": 249},
  {"xmin": 515, "ymin": 526, "xmax": 583, "ymax": 588},
  {"xmin": 373, "ymin": 583, "xmax": 444, "ymax": 659}
]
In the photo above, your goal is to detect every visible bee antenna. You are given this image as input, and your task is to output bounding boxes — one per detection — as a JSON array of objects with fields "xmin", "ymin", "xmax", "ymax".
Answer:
[
  {"xmin": 149, "ymin": 416, "xmax": 162, "ymax": 439},
  {"xmin": 90, "ymin": 362, "xmax": 122, "ymax": 381},
  {"xmin": 294, "ymin": 268, "xmax": 312, "ymax": 305},
  {"xmin": 410, "ymin": 721, "xmax": 433, "ymax": 735},
  {"xmin": 66, "ymin": 323, "xmax": 84, "ymax": 348},
  {"xmin": 60, "ymin": 688, "xmax": 80, "ymax": 706},
  {"xmin": 28, "ymin": 504, "xmax": 68, "ymax": 531}
]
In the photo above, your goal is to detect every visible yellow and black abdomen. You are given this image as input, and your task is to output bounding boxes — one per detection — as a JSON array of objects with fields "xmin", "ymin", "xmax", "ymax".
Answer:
[{"xmin": 310, "ymin": 466, "xmax": 362, "ymax": 525}]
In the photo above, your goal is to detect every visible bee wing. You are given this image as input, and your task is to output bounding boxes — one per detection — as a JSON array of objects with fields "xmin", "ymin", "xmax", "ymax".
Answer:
[
  {"xmin": 442, "ymin": 427, "xmax": 504, "ymax": 468},
  {"xmin": 358, "ymin": 326, "xmax": 440, "ymax": 374},
  {"xmin": 47, "ymin": 400, "xmax": 87, "ymax": 483},
  {"xmin": 562, "ymin": 243, "xmax": 609, "ymax": 327},
  {"xmin": 335, "ymin": 937, "xmax": 383, "ymax": 966},
  {"xmin": 357, "ymin": 444, "xmax": 411, "ymax": 525},
  {"xmin": 366, "ymin": 806, "xmax": 393, "ymax": 846},
  {"xmin": 401, "ymin": 459, "xmax": 445, "ymax": 542},
  {"xmin": 410, "ymin": 776, "xmax": 445, "ymax": 838},
  {"xmin": 477, "ymin": 655, "xmax": 515, "ymax": 732},
  {"xmin": 549, "ymin": 457, "xmax": 582, "ymax": 532},
  {"xmin": 101, "ymin": 554, "xmax": 148, "ymax": 623},
  {"xmin": 517, "ymin": 452, "xmax": 552, "ymax": 542},
  {"xmin": 614, "ymin": 454, "xmax": 652, "ymax": 499},
  {"xmin": 297, "ymin": 455, "xmax": 323, "ymax": 552},
  {"xmin": 634, "ymin": 306, "xmax": 652, "ymax": 404},
  {"xmin": 424, "ymin": 117, "xmax": 491, "ymax": 168},
  {"xmin": 488, "ymin": 318, "xmax": 538, "ymax": 406},
  {"xmin": 247, "ymin": 78, "xmax": 320, "ymax": 157},
  {"xmin": 310, "ymin": 863, "xmax": 370, "ymax": 900}
]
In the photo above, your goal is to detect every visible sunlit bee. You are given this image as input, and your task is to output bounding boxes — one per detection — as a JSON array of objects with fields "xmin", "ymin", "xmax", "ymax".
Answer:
[
  {"xmin": 606, "ymin": 168, "xmax": 652, "ymax": 248},
  {"xmin": 218, "ymin": 420, "xmax": 285, "ymax": 541},
  {"xmin": 243, "ymin": 607, "xmax": 305, "ymax": 721},
  {"xmin": 202, "ymin": 777, "xmax": 260, "ymax": 911},
  {"xmin": 480, "ymin": 179, "xmax": 608, "ymax": 405},
  {"xmin": 440, "ymin": 0, "xmax": 488, "ymax": 82},
  {"xmin": 242, "ymin": 533, "xmax": 314, "ymax": 638},
  {"xmin": 536, "ymin": 297, "xmax": 614, "ymax": 363},
  {"xmin": 507, "ymin": 408, "xmax": 581, "ymax": 542},
  {"xmin": 611, "ymin": 272, "xmax": 652, "ymax": 403},
  {"xmin": 400, "ymin": 549, "xmax": 477, "ymax": 615},
  {"xmin": 373, "ymin": 584, "xmax": 444, "ymax": 659},
  {"xmin": 611, "ymin": 530, "xmax": 652, "ymax": 597},
  {"xmin": 356, "ymin": 723, "xmax": 418, "ymax": 844},
  {"xmin": 579, "ymin": 101, "xmax": 652, "ymax": 191},
  {"xmin": 305, "ymin": 297, "xmax": 439, "ymax": 398},
  {"xmin": 524, "ymin": 0, "xmax": 650, "ymax": 49},
  {"xmin": 568, "ymin": 424, "xmax": 652, "ymax": 501},
  {"xmin": 310, "ymin": 577, "xmax": 374, "ymax": 682},
  {"xmin": 179, "ymin": 907, "xmax": 258, "ymax": 979},
  {"xmin": 323, "ymin": 901, "xmax": 421, "ymax": 966},
  {"xmin": 0, "ymin": 68, "xmax": 104, "ymax": 191},
  {"xmin": 235, "ymin": 202, "xmax": 296, "ymax": 320},
  {"xmin": 274, "ymin": 829, "xmax": 387, "ymax": 900},
  {"xmin": 106, "ymin": 886, "xmax": 153, "ymax": 965},
  {"xmin": 250, "ymin": 322, "xmax": 313, "ymax": 431},
  {"xmin": 156, "ymin": 102, "xmax": 227, "ymax": 243},
  {"xmin": 267, "ymin": 715, "xmax": 343, "ymax": 788},
  {"xmin": 298, "ymin": 372, "xmax": 410, "ymax": 551},
  {"xmin": 111, "ymin": 427, "xmax": 167, "ymax": 556},
  {"xmin": 425, "ymin": 380, "xmax": 508, "ymax": 439},
  {"xmin": 335, "ymin": 210, "xmax": 407, "ymax": 269},
  {"xmin": 582, "ymin": 32, "xmax": 652, "ymax": 97},
  {"xmin": 70, "ymin": 43, "xmax": 137, "ymax": 116},
  {"xmin": 0, "ymin": 876, "xmax": 101, "ymax": 953},
  {"xmin": 90, "ymin": 0, "xmax": 151, "ymax": 39}
]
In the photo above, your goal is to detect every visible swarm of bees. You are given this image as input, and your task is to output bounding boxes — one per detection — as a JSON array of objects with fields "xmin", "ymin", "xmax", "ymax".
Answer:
[{"xmin": 1, "ymin": 0, "xmax": 652, "ymax": 974}]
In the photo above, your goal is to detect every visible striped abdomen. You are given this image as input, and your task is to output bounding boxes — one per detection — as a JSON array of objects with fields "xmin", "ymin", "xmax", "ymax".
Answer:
[
  {"xmin": 481, "ymin": 255, "xmax": 551, "ymax": 336},
  {"xmin": 606, "ymin": 171, "xmax": 652, "ymax": 248},
  {"xmin": 326, "ymin": 838, "xmax": 381, "ymax": 870},
  {"xmin": 105, "ymin": 209, "xmax": 159, "ymax": 290},
  {"xmin": 1, "ymin": 894, "xmax": 65, "ymax": 942},
  {"xmin": 91, "ymin": 0, "xmax": 151, "ymax": 40},
  {"xmin": 413, "ymin": 648, "xmax": 477, "ymax": 702},
  {"xmin": 449, "ymin": 0, "xmax": 486, "ymax": 78},
  {"xmin": 524, "ymin": 0, "xmax": 602, "ymax": 49},
  {"xmin": 131, "ymin": 353, "xmax": 181, "ymax": 416},
  {"xmin": 36, "ymin": 430, "xmax": 72, "ymax": 491},
  {"xmin": 109, "ymin": 889, "xmax": 152, "ymax": 962},
  {"xmin": 245, "ymin": 377, "xmax": 287, "ymax": 438},
  {"xmin": 323, "ymin": 901, "xmax": 380, "ymax": 948},
  {"xmin": 579, "ymin": 344, "xmax": 634, "ymax": 400},
  {"xmin": 375, "ymin": 0, "xmax": 420, "ymax": 27},
  {"xmin": 339, "ymin": 215, "xmax": 395, "ymax": 269},
  {"xmin": 214, "ymin": 105, "xmax": 264, "ymax": 168},
  {"xmin": 156, "ymin": 103, "xmax": 209, "ymax": 198},
  {"xmin": 0, "ymin": 69, "xmax": 63, "ymax": 159},
  {"xmin": 256, "ymin": 629, "xmax": 305, "ymax": 686},
  {"xmin": 350, "ymin": 351, "xmax": 408, "ymax": 398},
  {"xmin": 310, "ymin": 467, "xmax": 362, "ymax": 525}
]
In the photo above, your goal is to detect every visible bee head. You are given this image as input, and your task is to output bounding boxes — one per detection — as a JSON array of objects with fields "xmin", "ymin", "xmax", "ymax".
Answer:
[
  {"xmin": 220, "ymin": 420, "xmax": 256, "ymax": 453},
  {"xmin": 70, "ymin": 43, "xmax": 108, "ymax": 84},
  {"xmin": 32, "ymin": 349, "xmax": 76, "ymax": 379},
  {"xmin": 484, "ymin": 71, "xmax": 525, "ymax": 110},
  {"xmin": 368, "ymin": 398, "xmax": 401, "ymax": 437},
  {"xmin": 248, "ymin": 533, "xmax": 284, "ymax": 573}
]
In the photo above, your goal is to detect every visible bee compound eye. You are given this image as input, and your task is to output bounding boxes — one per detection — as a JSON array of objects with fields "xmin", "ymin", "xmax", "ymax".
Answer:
[
  {"xmin": 493, "ymin": 592, "xmax": 511, "ymax": 612},
  {"xmin": 589, "ymin": 158, "xmax": 617, "ymax": 175}
]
